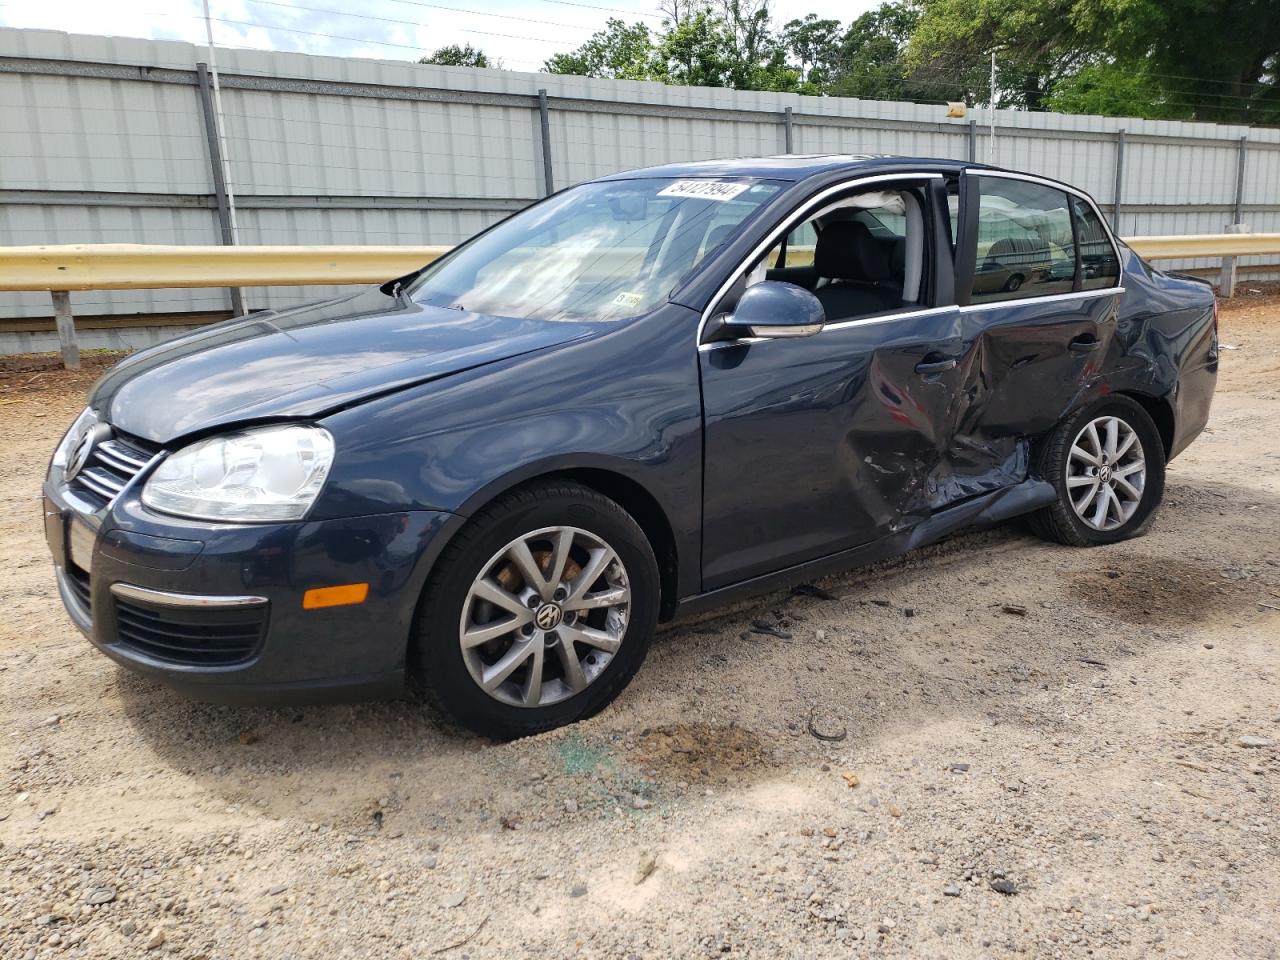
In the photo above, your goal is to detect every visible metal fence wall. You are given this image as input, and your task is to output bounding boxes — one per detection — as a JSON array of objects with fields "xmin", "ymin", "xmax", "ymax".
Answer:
[{"xmin": 3, "ymin": 26, "xmax": 1279, "ymax": 339}]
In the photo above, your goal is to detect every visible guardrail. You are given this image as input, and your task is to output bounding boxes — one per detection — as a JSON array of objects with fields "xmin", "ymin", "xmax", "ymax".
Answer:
[
  {"xmin": 2, "ymin": 234, "xmax": 1277, "ymax": 369},
  {"xmin": 0, "ymin": 244, "xmax": 452, "ymax": 292}
]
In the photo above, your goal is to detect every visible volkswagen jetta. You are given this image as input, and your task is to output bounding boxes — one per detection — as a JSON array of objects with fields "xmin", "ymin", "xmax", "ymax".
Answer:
[{"xmin": 43, "ymin": 156, "xmax": 1218, "ymax": 738}]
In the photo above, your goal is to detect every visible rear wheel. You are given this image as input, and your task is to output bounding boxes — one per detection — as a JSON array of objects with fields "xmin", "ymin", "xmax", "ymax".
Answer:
[
  {"xmin": 412, "ymin": 481, "xmax": 659, "ymax": 739},
  {"xmin": 1029, "ymin": 396, "xmax": 1166, "ymax": 546}
]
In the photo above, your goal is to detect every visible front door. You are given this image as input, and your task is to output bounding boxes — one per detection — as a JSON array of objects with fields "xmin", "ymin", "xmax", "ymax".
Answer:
[
  {"xmin": 699, "ymin": 307, "xmax": 965, "ymax": 590},
  {"xmin": 698, "ymin": 178, "xmax": 967, "ymax": 591}
]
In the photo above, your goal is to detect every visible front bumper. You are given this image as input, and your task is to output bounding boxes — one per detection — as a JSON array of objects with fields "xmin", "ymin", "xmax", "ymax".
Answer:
[{"xmin": 44, "ymin": 477, "xmax": 460, "ymax": 704}]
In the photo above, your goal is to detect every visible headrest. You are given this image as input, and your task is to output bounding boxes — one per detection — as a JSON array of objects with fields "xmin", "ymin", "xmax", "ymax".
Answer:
[{"xmin": 813, "ymin": 220, "xmax": 892, "ymax": 282}]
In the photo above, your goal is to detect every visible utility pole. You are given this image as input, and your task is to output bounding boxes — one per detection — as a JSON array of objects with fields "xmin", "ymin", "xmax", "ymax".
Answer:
[{"xmin": 202, "ymin": 0, "xmax": 245, "ymax": 314}]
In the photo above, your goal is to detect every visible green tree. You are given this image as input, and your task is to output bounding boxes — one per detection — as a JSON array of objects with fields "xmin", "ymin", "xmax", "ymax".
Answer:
[
  {"xmin": 908, "ymin": 0, "xmax": 1279, "ymax": 122},
  {"xmin": 654, "ymin": 10, "xmax": 733, "ymax": 87},
  {"xmin": 543, "ymin": 19, "xmax": 656, "ymax": 80},
  {"xmin": 781, "ymin": 13, "xmax": 841, "ymax": 92},
  {"xmin": 715, "ymin": 0, "xmax": 777, "ymax": 89},
  {"xmin": 827, "ymin": 2, "xmax": 924, "ymax": 101},
  {"xmin": 1044, "ymin": 62, "xmax": 1183, "ymax": 119},
  {"xmin": 532, "ymin": 0, "xmax": 1278, "ymax": 121},
  {"xmin": 907, "ymin": 0, "xmax": 1089, "ymax": 110},
  {"xmin": 1072, "ymin": 0, "xmax": 1279, "ymax": 123},
  {"xmin": 419, "ymin": 44, "xmax": 498, "ymax": 69}
]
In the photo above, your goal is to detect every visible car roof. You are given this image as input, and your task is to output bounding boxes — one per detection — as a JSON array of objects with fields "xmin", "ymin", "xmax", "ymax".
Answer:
[{"xmin": 595, "ymin": 154, "xmax": 978, "ymax": 183}]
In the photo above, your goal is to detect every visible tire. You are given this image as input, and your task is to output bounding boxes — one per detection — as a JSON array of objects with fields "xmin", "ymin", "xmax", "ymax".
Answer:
[
  {"xmin": 1028, "ymin": 396, "xmax": 1167, "ymax": 547},
  {"xmin": 1004, "ymin": 273, "xmax": 1024, "ymax": 292},
  {"xmin": 411, "ymin": 481, "xmax": 659, "ymax": 739}
]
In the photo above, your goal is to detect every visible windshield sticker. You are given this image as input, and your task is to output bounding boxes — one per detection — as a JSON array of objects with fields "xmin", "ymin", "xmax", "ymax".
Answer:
[
  {"xmin": 612, "ymin": 291, "xmax": 645, "ymax": 309},
  {"xmin": 657, "ymin": 180, "xmax": 751, "ymax": 202}
]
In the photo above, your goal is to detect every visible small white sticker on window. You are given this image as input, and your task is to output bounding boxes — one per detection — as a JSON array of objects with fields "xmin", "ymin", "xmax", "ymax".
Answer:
[
  {"xmin": 657, "ymin": 180, "xmax": 751, "ymax": 202},
  {"xmin": 612, "ymin": 291, "xmax": 644, "ymax": 308}
]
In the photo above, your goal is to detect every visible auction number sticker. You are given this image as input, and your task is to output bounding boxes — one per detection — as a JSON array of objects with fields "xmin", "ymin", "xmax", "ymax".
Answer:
[{"xmin": 657, "ymin": 180, "xmax": 751, "ymax": 202}]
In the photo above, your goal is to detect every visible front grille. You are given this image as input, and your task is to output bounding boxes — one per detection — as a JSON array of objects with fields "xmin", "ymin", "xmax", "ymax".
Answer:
[
  {"xmin": 70, "ymin": 432, "xmax": 160, "ymax": 508},
  {"xmin": 112, "ymin": 596, "xmax": 267, "ymax": 666}
]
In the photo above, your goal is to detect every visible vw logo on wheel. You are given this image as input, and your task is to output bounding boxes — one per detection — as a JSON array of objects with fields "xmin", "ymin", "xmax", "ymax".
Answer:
[
  {"xmin": 534, "ymin": 603, "xmax": 563, "ymax": 631},
  {"xmin": 65, "ymin": 424, "xmax": 110, "ymax": 482}
]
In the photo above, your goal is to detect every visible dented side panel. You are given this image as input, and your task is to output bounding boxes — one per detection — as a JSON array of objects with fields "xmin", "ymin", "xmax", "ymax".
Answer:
[
  {"xmin": 699, "ymin": 308, "xmax": 967, "ymax": 591},
  {"xmin": 697, "ymin": 288, "xmax": 1169, "ymax": 592}
]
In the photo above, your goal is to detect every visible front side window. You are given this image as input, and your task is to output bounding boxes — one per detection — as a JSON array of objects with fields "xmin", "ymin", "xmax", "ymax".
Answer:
[
  {"xmin": 410, "ymin": 178, "xmax": 783, "ymax": 322},
  {"xmin": 970, "ymin": 178, "xmax": 1075, "ymax": 303},
  {"xmin": 734, "ymin": 186, "xmax": 929, "ymax": 324},
  {"xmin": 1071, "ymin": 197, "xmax": 1121, "ymax": 290}
]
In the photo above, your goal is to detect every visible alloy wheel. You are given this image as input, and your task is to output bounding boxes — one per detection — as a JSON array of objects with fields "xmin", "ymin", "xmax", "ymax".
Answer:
[
  {"xmin": 1066, "ymin": 415, "xmax": 1146, "ymax": 532},
  {"xmin": 458, "ymin": 526, "xmax": 631, "ymax": 708}
]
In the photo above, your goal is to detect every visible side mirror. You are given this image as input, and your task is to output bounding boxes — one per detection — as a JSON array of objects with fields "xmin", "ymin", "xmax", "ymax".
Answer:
[{"xmin": 722, "ymin": 281, "xmax": 825, "ymax": 339}]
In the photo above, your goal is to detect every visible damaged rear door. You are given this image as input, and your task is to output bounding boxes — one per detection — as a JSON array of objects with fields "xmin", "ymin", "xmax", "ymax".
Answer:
[{"xmin": 954, "ymin": 172, "xmax": 1119, "ymax": 445}]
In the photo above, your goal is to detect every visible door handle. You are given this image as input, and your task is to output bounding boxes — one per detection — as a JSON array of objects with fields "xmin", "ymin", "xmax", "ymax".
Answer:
[
  {"xmin": 915, "ymin": 357, "xmax": 958, "ymax": 374},
  {"xmin": 1069, "ymin": 335, "xmax": 1102, "ymax": 353}
]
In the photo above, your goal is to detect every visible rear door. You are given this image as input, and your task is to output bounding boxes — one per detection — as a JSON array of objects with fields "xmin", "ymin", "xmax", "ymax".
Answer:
[{"xmin": 955, "ymin": 173, "xmax": 1123, "ymax": 438}]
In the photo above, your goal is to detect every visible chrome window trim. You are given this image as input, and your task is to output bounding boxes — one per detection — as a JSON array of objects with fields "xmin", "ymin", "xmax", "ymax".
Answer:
[
  {"xmin": 959, "ymin": 286, "xmax": 1125, "ymax": 313},
  {"xmin": 962, "ymin": 167, "xmax": 1125, "ymax": 294},
  {"xmin": 696, "ymin": 167, "xmax": 1125, "ymax": 350},
  {"xmin": 109, "ymin": 582, "xmax": 269, "ymax": 609},
  {"xmin": 698, "ymin": 304, "xmax": 957, "ymax": 352},
  {"xmin": 696, "ymin": 172, "xmax": 945, "ymax": 347}
]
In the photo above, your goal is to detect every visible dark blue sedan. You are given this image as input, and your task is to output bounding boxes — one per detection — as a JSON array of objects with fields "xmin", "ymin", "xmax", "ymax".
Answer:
[{"xmin": 43, "ymin": 155, "xmax": 1218, "ymax": 738}]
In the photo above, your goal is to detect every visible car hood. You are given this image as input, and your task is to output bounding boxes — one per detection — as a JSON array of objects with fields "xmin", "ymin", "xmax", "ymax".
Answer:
[{"xmin": 90, "ymin": 287, "xmax": 598, "ymax": 444}]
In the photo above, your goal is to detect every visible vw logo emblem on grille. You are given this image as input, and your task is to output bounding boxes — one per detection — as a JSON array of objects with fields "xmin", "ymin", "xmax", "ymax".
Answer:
[
  {"xmin": 65, "ymin": 423, "xmax": 110, "ymax": 482},
  {"xmin": 534, "ymin": 603, "xmax": 563, "ymax": 631}
]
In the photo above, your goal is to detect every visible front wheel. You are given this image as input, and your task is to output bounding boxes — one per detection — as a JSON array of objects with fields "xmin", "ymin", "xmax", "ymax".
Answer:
[
  {"xmin": 411, "ymin": 481, "xmax": 659, "ymax": 739},
  {"xmin": 1029, "ymin": 396, "xmax": 1167, "ymax": 546}
]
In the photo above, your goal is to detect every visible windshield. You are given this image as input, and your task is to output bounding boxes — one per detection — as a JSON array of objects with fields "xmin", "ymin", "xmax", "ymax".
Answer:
[{"xmin": 409, "ymin": 177, "xmax": 784, "ymax": 322}]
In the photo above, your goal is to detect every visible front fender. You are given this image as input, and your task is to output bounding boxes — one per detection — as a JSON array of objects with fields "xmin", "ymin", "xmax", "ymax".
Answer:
[{"xmin": 312, "ymin": 303, "xmax": 705, "ymax": 597}]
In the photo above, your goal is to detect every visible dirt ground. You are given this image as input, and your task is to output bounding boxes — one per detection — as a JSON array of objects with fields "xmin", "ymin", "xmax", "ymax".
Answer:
[{"xmin": 2, "ymin": 294, "xmax": 1278, "ymax": 960}]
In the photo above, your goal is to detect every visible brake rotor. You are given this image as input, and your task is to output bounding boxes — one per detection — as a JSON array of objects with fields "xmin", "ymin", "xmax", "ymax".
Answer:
[{"xmin": 495, "ymin": 548, "xmax": 583, "ymax": 596}]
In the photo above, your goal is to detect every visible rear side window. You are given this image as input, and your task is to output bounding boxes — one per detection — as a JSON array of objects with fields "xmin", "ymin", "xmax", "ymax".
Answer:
[
  {"xmin": 1071, "ymin": 197, "xmax": 1121, "ymax": 290},
  {"xmin": 970, "ymin": 177, "xmax": 1075, "ymax": 303}
]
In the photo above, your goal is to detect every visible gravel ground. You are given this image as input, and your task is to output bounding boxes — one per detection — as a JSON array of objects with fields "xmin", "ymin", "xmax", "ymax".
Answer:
[{"xmin": 2, "ymin": 294, "xmax": 1279, "ymax": 960}]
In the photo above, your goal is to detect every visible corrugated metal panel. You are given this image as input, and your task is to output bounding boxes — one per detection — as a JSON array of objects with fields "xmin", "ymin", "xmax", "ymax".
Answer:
[
  {"xmin": 220, "ymin": 88, "xmax": 540, "ymax": 199},
  {"xmin": 0, "ymin": 73, "xmax": 208, "ymax": 193},
  {"xmin": 2, "ymin": 24, "xmax": 1278, "ymax": 325}
]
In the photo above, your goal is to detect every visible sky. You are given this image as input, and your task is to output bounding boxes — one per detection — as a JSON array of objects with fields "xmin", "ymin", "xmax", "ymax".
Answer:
[{"xmin": 0, "ymin": 0, "xmax": 881, "ymax": 74}]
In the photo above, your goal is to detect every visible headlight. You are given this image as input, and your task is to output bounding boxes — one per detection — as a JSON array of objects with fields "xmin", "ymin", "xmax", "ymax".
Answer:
[
  {"xmin": 142, "ymin": 424, "xmax": 335, "ymax": 522},
  {"xmin": 52, "ymin": 407, "xmax": 98, "ymax": 469}
]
